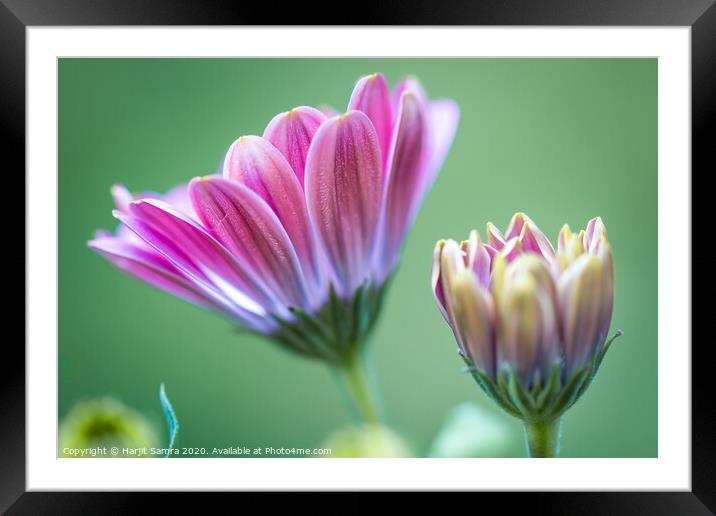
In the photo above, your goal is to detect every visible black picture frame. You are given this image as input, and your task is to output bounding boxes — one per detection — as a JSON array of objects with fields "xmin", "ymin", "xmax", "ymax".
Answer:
[{"xmin": 5, "ymin": 0, "xmax": 708, "ymax": 512}]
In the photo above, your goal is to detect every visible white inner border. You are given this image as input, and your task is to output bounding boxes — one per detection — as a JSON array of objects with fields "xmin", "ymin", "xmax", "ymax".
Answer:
[{"xmin": 27, "ymin": 27, "xmax": 691, "ymax": 491}]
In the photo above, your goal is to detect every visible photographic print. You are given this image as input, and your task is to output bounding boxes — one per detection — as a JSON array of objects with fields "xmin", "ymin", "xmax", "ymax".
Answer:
[{"xmin": 58, "ymin": 58, "xmax": 657, "ymax": 459}]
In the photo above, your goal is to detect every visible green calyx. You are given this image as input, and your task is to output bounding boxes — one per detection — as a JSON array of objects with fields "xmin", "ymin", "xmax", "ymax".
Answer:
[
  {"xmin": 465, "ymin": 330, "xmax": 622, "ymax": 423},
  {"xmin": 266, "ymin": 280, "xmax": 389, "ymax": 365}
]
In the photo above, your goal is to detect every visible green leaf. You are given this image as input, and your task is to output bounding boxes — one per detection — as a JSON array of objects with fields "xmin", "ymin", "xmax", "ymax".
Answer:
[{"xmin": 159, "ymin": 383, "xmax": 179, "ymax": 458}]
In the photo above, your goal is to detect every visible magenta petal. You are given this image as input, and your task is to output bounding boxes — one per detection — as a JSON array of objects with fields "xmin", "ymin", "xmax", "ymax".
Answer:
[
  {"xmin": 505, "ymin": 212, "xmax": 529, "ymax": 240},
  {"xmin": 520, "ymin": 222, "xmax": 555, "ymax": 260},
  {"xmin": 424, "ymin": 99, "xmax": 459, "ymax": 192},
  {"xmin": 220, "ymin": 136, "xmax": 324, "ymax": 302},
  {"xmin": 501, "ymin": 237, "xmax": 523, "ymax": 262},
  {"xmin": 392, "ymin": 76, "xmax": 428, "ymax": 109},
  {"xmin": 222, "ymin": 135, "xmax": 288, "ymax": 206},
  {"xmin": 585, "ymin": 216, "xmax": 608, "ymax": 253},
  {"xmin": 520, "ymin": 224, "xmax": 543, "ymax": 255},
  {"xmin": 304, "ymin": 111, "xmax": 383, "ymax": 297},
  {"xmin": 88, "ymin": 233, "xmax": 272, "ymax": 332},
  {"xmin": 431, "ymin": 240, "xmax": 448, "ymax": 320},
  {"xmin": 121, "ymin": 199, "xmax": 281, "ymax": 318},
  {"xmin": 486, "ymin": 223, "xmax": 506, "ymax": 250},
  {"xmin": 163, "ymin": 182, "xmax": 198, "ymax": 219},
  {"xmin": 347, "ymin": 73, "xmax": 393, "ymax": 168},
  {"xmin": 375, "ymin": 91, "xmax": 429, "ymax": 275},
  {"xmin": 111, "ymin": 184, "xmax": 134, "ymax": 213},
  {"xmin": 114, "ymin": 182, "xmax": 198, "ymax": 220},
  {"xmin": 89, "ymin": 235, "xmax": 214, "ymax": 308},
  {"xmin": 485, "ymin": 244, "xmax": 499, "ymax": 265},
  {"xmin": 465, "ymin": 231, "xmax": 491, "ymax": 289},
  {"xmin": 263, "ymin": 106, "xmax": 326, "ymax": 187},
  {"xmin": 189, "ymin": 176, "xmax": 311, "ymax": 311}
]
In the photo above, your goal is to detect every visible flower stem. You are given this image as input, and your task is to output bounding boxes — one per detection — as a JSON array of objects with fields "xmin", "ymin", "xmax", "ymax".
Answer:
[
  {"xmin": 524, "ymin": 418, "xmax": 562, "ymax": 458},
  {"xmin": 337, "ymin": 347, "xmax": 381, "ymax": 425}
]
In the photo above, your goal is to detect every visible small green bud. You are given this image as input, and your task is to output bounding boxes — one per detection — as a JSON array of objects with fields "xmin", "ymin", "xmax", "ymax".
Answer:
[
  {"xmin": 59, "ymin": 398, "xmax": 158, "ymax": 457},
  {"xmin": 320, "ymin": 425, "xmax": 412, "ymax": 458}
]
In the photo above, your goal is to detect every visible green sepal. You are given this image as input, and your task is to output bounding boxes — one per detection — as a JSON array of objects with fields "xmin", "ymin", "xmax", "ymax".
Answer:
[
  {"xmin": 460, "ymin": 330, "xmax": 622, "ymax": 423},
  {"xmin": 545, "ymin": 366, "xmax": 589, "ymax": 416},
  {"xmin": 507, "ymin": 372, "xmax": 538, "ymax": 419},
  {"xmin": 470, "ymin": 366, "xmax": 521, "ymax": 419},
  {"xmin": 258, "ymin": 279, "xmax": 390, "ymax": 365},
  {"xmin": 536, "ymin": 362, "xmax": 563, "ymax": 411},
  {"xmin": 574, "ymin": 330, "xmax": 623, "ymax": 401},
  {"xmin": 462, "ymin": 355, "xmax": 520, "ymax": 418}
]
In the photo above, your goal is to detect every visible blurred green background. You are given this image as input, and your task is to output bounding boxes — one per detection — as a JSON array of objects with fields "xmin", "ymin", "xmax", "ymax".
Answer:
[{"xmin": 59, "ymin": 58, "xmax": 657, "ymax": 458}]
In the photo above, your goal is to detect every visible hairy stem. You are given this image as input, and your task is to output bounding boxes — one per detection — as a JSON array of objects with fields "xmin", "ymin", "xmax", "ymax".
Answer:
[{"xmin": 524, "ymin": 417, "xmax": 562, "ymax": 458}]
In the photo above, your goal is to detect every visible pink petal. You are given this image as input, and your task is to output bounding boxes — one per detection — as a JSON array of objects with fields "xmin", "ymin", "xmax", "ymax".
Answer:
[
  {"xmin": 189, "ymin": 176, "xmax": 311, "ymax": 312},
  {"xmin": 263, "ymin": 106, "xmax": 326, "ymax": 188},
  {"xmin": 431, "ymin": 240, "xmax": 448, "ymax": 320},
  {"xmin": 348, "ymin": 73, "xmax": 393, "ymax": 168},
  {"xmin": 375, "ymin": 91, "xmax": 429, "ymax": 275},
  {"xmin": 501, "ymin": 237, "xmax": 523, "ymax": 263},
  {"xmin": 88, "ymin": 234, "xmax": 272, "ymax": 332},
  {"xmin": 463, "ymin": 230, "xmax": 491, "ymax": 289},
  {"xmin": 439, "ymin": 239, "xmax": 467, "ymax": 351},
  {"xmin": 558, "ymin": 254, "xmax": 607, "ymax": 375},
  {"xmin": 451, "ymin": 270, "xmax": 496, "ymax": 377},
  {"xmin": 120, "ymin": 199, "xmax": 282, "ymax": 318},
  {"xmin": 486, "ymin": 223, "xmax": 506, "ymax": 250},
  {"xmin": 113, "ymin": 182, "xmax": 198, "ymax": 220},
  {"xmin": 585, "ymin": 216, "xmax": 608, "ymax": 253},
  {"xmin": 304, "ymin": 110, "xmax": 383, "ymax": 297},
  {"xmin": 485, "ymin": 244, "xmax": 499, "ymax": 265},
  {"xmin": 111, "ymin": 184, "xmax": 134, "ymax": 213},
  {"xmin": 221, "ymin": 136, "xmax": 324, "ymax": 302},
  {"xmin": 520, "ymin": 222, "xmax": 555, "ymax": 260},
  {"xmin": 163, "ymin": 182, "xmax": 198, "ymax": 220},
  {"xmin": 89, "ymin": 234, "xmax": 214, "ymax": 308},
  {"xmin": 392, "ymin": 76, "xmax": 428, "ymax": 109},
  {"xmin": 422, "ymin": 99, "xmax": 459, "ymax": 196},
  {"xmin": 505, "ymin": 212, "xmax": 529, "ymax": 240}
]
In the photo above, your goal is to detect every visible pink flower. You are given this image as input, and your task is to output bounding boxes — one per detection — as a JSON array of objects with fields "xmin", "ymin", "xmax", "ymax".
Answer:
[
  {"xmin": 90, "ymin": 73, "xmax": 459, "ymax": 362},
  {"xmin": 432, "ymin": 213, "xmax": 618, "ymax": 421}
]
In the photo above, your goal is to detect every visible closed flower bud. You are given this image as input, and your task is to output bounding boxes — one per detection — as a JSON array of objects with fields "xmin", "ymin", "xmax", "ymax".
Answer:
[{"xmin": 432, "ymin": 213, "xmax": 619, "ymax": 431}]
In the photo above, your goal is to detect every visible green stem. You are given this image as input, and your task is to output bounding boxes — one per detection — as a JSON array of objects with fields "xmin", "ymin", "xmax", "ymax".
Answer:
[
  {"xmin": 337, "ymin": 348, "xmax": 381, "ymax": 425},
  {"xmin": 524, "ymin": 418, "xmax": 562, "ymax": 458}
]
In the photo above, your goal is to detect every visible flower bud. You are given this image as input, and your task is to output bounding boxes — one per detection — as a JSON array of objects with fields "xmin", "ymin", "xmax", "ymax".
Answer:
[
  {"xmin": 59, "ymin": 398, "xmax": 159, "ymax": 457},
  {"xmin": 432, "ymin": 214, "xmax": 618, "ymax": 423}
]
